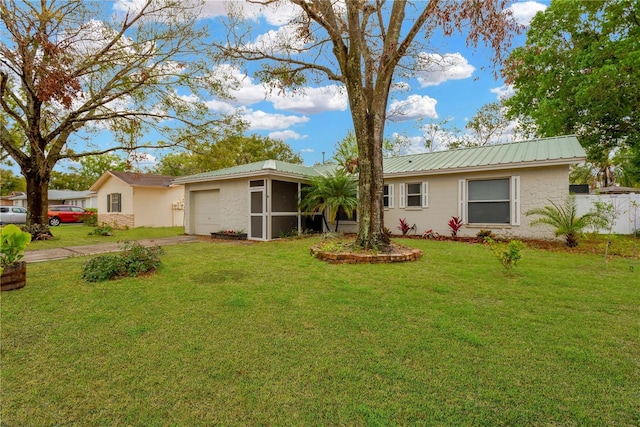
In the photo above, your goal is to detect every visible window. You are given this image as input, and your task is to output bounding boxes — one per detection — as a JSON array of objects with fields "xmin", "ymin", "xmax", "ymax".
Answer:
[
  {"xmin": 459, "ymin": 177, "xmax": 520, "ymax": 225},
  {"xmin": 337, "ymin": 207, "xmax": 357, "ymax": 222},
  {"xmin": 383, "ymin": 184, "xmax": 394, "ymax": 208},
  {"xmin": 399, "ymin": 182, "xmax": 429, "ymax": 209},
  {"xmin": 107, "ymin": 193, "xmax": 121, "ymax": 213}
]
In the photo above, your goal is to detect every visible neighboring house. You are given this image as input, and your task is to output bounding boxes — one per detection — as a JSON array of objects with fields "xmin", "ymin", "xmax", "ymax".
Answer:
[
  {"xmin": 4, "ymin": 190, "xmax": 97, "ymax": 208},
  {"xmin": 173, "ymin": 136, "xmax": 586, "ymax": 241},
  {"xmin": 90, "ymin": 171, "xmax": 185, "ymax": 228}
]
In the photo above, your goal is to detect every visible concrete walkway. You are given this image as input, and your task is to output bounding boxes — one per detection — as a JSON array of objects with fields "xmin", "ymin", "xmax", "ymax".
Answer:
[{"xmin": 23, "ymin": 235, "xmax": 200, "ymax": 263}]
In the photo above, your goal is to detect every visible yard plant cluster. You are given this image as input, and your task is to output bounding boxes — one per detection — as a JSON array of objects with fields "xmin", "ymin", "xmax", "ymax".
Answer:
[{"xmin": 2, "ymin": 231, "xmax": 638, "ymax": 425}]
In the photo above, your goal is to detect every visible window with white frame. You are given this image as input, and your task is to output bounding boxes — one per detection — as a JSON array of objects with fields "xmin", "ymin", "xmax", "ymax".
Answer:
[
  {"xmin": 459, "ymin": 177, "xmax": 520, "ymax": 225},
  {"xmin": 399, "ymin": 182, "xmax": 429, "ymax": 209},
  {"xmin": 383, "ymin": 184, "xmax": 394, "ymax": 208}
]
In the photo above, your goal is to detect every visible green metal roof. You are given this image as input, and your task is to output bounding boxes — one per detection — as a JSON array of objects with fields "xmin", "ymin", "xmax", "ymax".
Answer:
[
  {"xmin": 383, "ymin": 135, "xmax": 585, "ymax": 175},
  {"xmin": 172, "ymin": 160, "xmax": 326, "ymax": 184},
  {"xmin": 172, "ymin": 136, "xmax": 585, "ymax": 184}
]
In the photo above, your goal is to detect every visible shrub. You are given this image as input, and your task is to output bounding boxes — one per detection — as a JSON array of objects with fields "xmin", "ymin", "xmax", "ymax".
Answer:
[
  {"xmin": 1, "ymin": 224, "xmax": 31, "ymax": 268},
  {"xmin": 81, "ymin": 208, "xmax": 98, "ymax": 226},
  {"xmin": 485, "ymin": 238, "xmax": 525, "ymax": 270},
  {"xmin": 422, "ymin": 229, "xmax": 439, "ymax": 239},
  {"xmin": 476, "ymin": 229, "xmax": 495, "ymax": 239},
  {"xmin": 448, "ymin": 216, "xmax": 463, "ymax": 237},
  {"xmin": 89, "ymin": 223, "xmax": 114, "ymax": 236},
  {"xmin": 82, "ymin": 241, "xmax": 164, "ymax": 282}
]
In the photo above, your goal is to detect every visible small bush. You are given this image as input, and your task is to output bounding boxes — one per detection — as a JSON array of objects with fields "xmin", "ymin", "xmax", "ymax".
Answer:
[
  {"xmin": 81, "ymin": 208, "xmax": 98, "ymax": 226},
  {"xmin": 21, "ymin": 224, "xmax": 54, "ymax": 241},
  {"xmin": 476, "ymin": 229, "xmax": 495, "ymax": 239},
  {"xmin": 448, "ymin": 216, "xmax": 463, "ymax": 237},
  {"xmin": 89, "ymin": 223, "xmax": 114, "ymax": 236},
  {"xmin": 398, "ymin": 218, "xmax": 411, "ymax": 235},
  {"xmin": 82, "ymin": 241, "xmax": 164, "ymax": 282},
  {"xmin": 422, "ymin": 229, "xmax": 439, "ymax": 239},
  {"xmin": 485, "ymin": 238, "xmax": 525, "ymax": 270}
]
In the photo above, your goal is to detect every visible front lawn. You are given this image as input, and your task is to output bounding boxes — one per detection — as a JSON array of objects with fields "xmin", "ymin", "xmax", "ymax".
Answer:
[
  {"xmin": 24, "ymin": 225, "xmax": 185, "ymax": 250},
  {"xmin": 2, "ymin": 238, "xmax": 639, "ymax": 425}
]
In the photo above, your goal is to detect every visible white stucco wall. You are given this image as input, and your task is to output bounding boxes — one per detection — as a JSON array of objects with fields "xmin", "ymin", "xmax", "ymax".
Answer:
[
  {"xmin": 95, "ymin": 176, "xmax": 135, "ymax": 215},
  {"xmin": 132, "ymin": 185, "xmax": 184, "ymax": 227}
]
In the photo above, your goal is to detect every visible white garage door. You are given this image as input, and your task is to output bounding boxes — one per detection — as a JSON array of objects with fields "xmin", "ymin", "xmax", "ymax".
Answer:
[{"xmin": 193, "ymin": 190, "xmax": 220, "ymax": 235}]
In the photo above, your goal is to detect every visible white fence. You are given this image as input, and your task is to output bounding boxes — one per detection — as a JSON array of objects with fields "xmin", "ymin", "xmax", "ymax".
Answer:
[{"xmin": 575, "ymin": 194, "xmax": 640, "ymax": 235}]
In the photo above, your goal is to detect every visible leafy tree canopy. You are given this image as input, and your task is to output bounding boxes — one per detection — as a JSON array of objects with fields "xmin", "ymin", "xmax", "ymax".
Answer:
[
  {"xmin": 0, "ymin": 168, "xmax": 25, "ymax": 195},
  {"xmin": 154, "ymin": 134, "xmax": 302, "ymax": 176},
  {"xmin": 49, "ymin": 153, "xmax": 129, "ymax": 190},
  {"xmin": 503, "ymin": 0, "xmax": 640, "ymax": 182}
]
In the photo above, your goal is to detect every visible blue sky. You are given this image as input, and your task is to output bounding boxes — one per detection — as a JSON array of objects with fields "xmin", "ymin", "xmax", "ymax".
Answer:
[{"xmin": 3, "ymin": 0, "xmax": 550, "ymax": 174}]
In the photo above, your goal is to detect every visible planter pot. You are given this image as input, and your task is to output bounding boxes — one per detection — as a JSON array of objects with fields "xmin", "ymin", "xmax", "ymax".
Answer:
[
  {"xmin": 1, "ymin": 261, "xmax": 26, "ymax": 291},
  {"xmin": 210, "ymin": 232, "xmax": 248, "ymax": 240}
]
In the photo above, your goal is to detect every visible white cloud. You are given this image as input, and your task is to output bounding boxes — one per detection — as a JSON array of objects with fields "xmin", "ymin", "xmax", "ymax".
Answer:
[
  {"xmin": 246, "ymin": 25, "xmax": 308, "ymax": 54},
  {"xmin": 508, "ymin": 2, "xmax": 547, "ymax": 26},
  {"xmin": 415, "ymin": 53, "xmax": 475, "ymax": 87},
  {"xmin": 270, "ymin": 85, "xmax": 348, "ymax": 114},
  {"xmin": 269, "ymin": 130, "xmax": 306, "ymax": 141},
  {"xmin": 387, "ymin": 95, "xmax": 438, "ymax": 122},
  {"xmin": 208, "ymin": 65, "xmax": 267, "ymax": 106},
  {"xmin": 490, "ymin": 85, "xmax": 515, "ymax": 100},
  {"xmin": 242, "ymin": 109, "xmax": 309, "ymax": 131},
  {"xmin": 392, "ymin": 134, "xmax": 429, "ymax": 155},
  {"xmin": 300, "ymin": 148, "xmax": 314, "ymax": 153}
]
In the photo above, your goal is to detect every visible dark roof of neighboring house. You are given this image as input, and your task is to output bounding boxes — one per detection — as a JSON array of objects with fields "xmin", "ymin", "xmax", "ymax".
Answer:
[
  {"xmin": 173, "ymin": 135, "xmax": 586, "ymax": 184},
  {"xmin": 99, "ymin": 171, "xmax": 176, "ymax": 189}
]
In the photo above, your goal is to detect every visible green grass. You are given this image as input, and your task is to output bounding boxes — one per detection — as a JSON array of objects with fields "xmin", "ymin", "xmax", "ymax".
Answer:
[
  {"xmin": 24, "ymin": 225, "xmax": 185, "ymax": 250},
  {"xmin": 2, "ymin": 237, "xmax": 639, "ymax": 425}
]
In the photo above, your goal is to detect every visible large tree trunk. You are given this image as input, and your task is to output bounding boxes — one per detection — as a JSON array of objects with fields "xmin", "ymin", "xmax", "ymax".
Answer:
[
  {"xmin": 351, "ymin": 92, "xmax": 390, "ymax": 251},
  {"xmin": 23, "ymin": 161, "xmax": 51, "ymax": 226}
]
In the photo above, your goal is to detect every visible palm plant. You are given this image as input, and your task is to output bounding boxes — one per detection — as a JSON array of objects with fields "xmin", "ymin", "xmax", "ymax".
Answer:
[
  {"xmin": 299, "ymin": 170, "xmax": 358, "ymax": 232},
  {"xmin": 526, "ymin": 196, "xmax": 600, "ymax": 247}
]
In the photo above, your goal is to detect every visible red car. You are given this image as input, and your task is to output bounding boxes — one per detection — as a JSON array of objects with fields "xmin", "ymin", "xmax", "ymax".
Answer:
[{"xmin": 47, "ymin": 205, "xmax": 94, "ymax": 226}]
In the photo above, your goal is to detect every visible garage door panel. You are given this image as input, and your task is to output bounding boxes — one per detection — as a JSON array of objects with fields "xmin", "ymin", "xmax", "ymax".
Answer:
[{"xmin": 193, "ymin": 190, "xmax": 220, "ymax": 235}]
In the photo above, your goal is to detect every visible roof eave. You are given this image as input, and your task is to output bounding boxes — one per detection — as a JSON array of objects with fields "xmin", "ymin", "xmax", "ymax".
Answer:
[{"xmin": 173, "ymin": 170, "xmax": 315, "ymax": 185}]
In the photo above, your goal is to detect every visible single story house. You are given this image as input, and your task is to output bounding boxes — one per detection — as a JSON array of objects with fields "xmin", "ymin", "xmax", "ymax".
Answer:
[
  {"xmin": 172, "ymin": 135, "xmax": 586, "ymax": 241},
  {"xmin": 3, "ymin": 190, "xmax": 97, "ymax": 208},
  {"xmin": 90, "ymin": 171, "xmax": 184, "ymax": 228}
]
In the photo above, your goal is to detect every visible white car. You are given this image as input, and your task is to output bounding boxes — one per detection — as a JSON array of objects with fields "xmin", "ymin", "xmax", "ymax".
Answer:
[{"xmin": 0, "ymin": 206, "xmax": 27, "ymax": 225}]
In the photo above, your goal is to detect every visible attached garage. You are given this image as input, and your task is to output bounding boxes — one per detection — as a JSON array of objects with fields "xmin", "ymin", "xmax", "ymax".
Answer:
[{"xmin": 191, "ymin": 189, "xmax": 220, "ymax": 235}]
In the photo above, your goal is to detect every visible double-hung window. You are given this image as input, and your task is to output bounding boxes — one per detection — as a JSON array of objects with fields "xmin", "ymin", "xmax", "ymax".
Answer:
[{"xmin": 459, "ymin": 176, "xmax": 520, "ymax": 225}]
